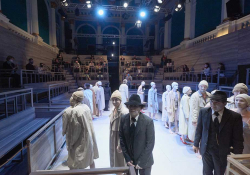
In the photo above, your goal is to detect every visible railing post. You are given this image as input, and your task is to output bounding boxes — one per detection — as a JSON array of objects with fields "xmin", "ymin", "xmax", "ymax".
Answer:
[
  {"xmin": 217, "ymin": 70, "xmax": 220, "ymax": 86},
  {"xmin": 20, "ymin": 69, "xmax": 23, "ymax": 87},
  {"xmin": 31, "ymin": 88, "xmax": 34, "ymax": 107},
  {"xmin": 49, "ymin": 85, "xmax": 51, "ymax": 107}
]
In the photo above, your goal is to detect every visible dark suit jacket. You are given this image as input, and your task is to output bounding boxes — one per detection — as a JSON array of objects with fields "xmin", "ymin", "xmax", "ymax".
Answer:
[
  {"xmin": 119, "ymin": 113, "xmax": 155, "ymax": 168},
  {"xmin": 194, "ymin": 107, "xmax": 244, "ymax": 156}
]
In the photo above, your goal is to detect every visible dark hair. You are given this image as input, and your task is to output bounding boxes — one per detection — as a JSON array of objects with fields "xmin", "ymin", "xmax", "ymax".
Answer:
[
  {"xmin": 29, "ymin": 58, "xmax": 33, "ymax": 61},
  {"xmin": 6, "ymin": 55, "xmax": 14, "ymax": 61},
  {"xmin": 205, "ymin": 63, "xmax": 210, "ymax": 68}
]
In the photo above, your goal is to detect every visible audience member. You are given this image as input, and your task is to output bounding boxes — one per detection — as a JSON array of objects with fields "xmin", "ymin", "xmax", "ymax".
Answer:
[
  {"xmin": 161, "ymin": 54, "xmax": 167, "ymax": 67},
  {"xmin": 89, "ymin": 61, "xmax": 95, "ymax": 67},
  {"xmin": 213, "ymin": 63, "xmax": 226, "ymax": 83},
  {"xmin": 2, "ymin": 55, "xmax": 20, "ymax": 87},
  {"xmin": 74, "ymin": 61, "xmax": 81, "ymax": 73},
  {"xmin": 198, "ymin": 63, "xmax": 211, "ymax": 80},
  {"xmin": 26, "ymin": 58, "xmax": 36, "ymax": 70},
  {"xmin": 104, "ymin": 83, "xmax": 111, "ymax": 111},
  {"xmin": 38, "ymin": 63, "xmax": 45, "ymax": 73},
  {"xmin": 132, "ymin": 55, "xmax": 136, "ymax": 60},
  {"xmin": 125, "ymin": 73, "xmax": 133, "ymax": 88},
  {"xmin": 147, "ymin": 61, "xmax": 153, "ymax": 68}
]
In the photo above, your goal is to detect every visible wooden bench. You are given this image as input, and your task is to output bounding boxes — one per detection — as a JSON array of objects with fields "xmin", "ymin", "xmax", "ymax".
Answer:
[{"xmin": 0, "ymin": 107, "xmax": 50, "ymax": 159}]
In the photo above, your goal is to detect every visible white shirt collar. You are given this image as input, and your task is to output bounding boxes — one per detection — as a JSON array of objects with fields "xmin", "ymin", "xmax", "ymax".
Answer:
[
  {"xmin": 212, "ymin": 108, "xmax": 224, "ymax": 123},
  {"xmin": 130, "ymin": 115, "xmax": 139, "ymax": 126}
]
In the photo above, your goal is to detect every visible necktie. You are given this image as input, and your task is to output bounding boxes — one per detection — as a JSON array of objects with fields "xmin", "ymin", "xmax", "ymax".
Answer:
[
  {"xmin": 214, "ymin": 112, "xmax": 220, "ymax": 145},
  {"xmin": 130, "ymin": 117, "xmax": 136, "ymax": 160}
]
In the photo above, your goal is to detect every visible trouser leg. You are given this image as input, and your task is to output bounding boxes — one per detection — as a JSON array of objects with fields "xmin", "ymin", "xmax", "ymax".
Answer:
[
  {"xmin": 202, "ymin": 150, "xmax": 214, "ymax": 175},
  {"xmin": 136, "ymin": 166, "xmax": 151, "ymax": 175}
]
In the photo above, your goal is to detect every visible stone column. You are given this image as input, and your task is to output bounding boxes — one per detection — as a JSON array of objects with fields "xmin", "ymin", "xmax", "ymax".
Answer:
[
  {"xmin": 221, "ymin": 0, "xmax": 230, "ymax": 22},
  {"xmin": 184, "ymin": 0, "xmax": 196, "ymax": 40},
  {"xmin": 96, "ymin": 23, "xmax": 103, "ymax": 45},
  {"xmin": 69, "ymin": 19, "xmax": 75, "ymax": 49},
  {"xmin": 121, "ymin": 23, "xmax": 126, "ymax": 45},
  {"xmin": 164, "ymin": 16, "xmax": 171, "ymax": 49},
  {"xmin": 50, "ymin": 2, "xmax": 57, "ymax": 47},
  {"xmin": 60, "ymin": 17, "xmax": 65, "ymax": 49},
  {"xmin": 154, "ymin": 21, "xmax": 159, "ymax": 50},
  {"xmin": 26, "ymin": 0, "xmax": 39, "ymax": 36}
]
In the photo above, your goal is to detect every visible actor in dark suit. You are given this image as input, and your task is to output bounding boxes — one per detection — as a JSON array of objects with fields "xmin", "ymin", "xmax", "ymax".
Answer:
[
  {"xmin": 119, "ymin": 94, "xmax": 155, "ymax": 175},
  {"xmin": 193, "ymin": 91, "xmax": 244, "ymax": 175}
]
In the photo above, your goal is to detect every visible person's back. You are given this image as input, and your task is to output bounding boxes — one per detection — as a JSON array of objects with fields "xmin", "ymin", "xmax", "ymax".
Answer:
[{"xmin": 26, "ymin": 63, "xmax": 35, "ymax": 70}]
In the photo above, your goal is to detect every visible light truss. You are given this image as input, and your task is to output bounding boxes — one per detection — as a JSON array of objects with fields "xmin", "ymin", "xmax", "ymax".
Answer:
[
  {"xmin": 74, "ymin": 33, "xmax": 154, "ymax": 39},
  {"xmin": 65, "ymin": 3, "xmax": 170, "ymax": 14}
]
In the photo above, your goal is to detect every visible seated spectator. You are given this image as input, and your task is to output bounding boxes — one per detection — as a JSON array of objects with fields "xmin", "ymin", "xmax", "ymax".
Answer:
[
  {"xmin": 57, "ymin": 52, "xmax": 64, "ymax": 62},
  {"xmin": 89, "ymin": 61, "xmax": 95, "ymax": 67},
  {"xmin": 147, "ymin": 61, "xmax": 153, "ymax": 68},
  {"xmin": 91, "ymin": 55, "xmax": 95, "ymax": 60},
  {"xmin": 74, "ymin": 61, "xmax": 81, "ymax": 73},
  {"xmin": 198, "ymin": 63, "xmax": 211, "ymax": 80},
  {"xmin": 38, "ymin": 63, "xmax": 45, "ymax": 73},
  {"xmin": 2, "ymin": 55, "xmax": 20, "ymax": 87},
  {"xmin": 213, "ymin": 63, "xmax": 226, "ymax": 82},
  {"xmin": 120, "ymin": 56, "xmax": 125, "ymax": 61},
  {"xmin": 183, "ymin": 64, "xmax": 189, "ymax": 72},
  {"xmin": 161, "ymin": 54, "xmax": 167, "ymax": 67},
  {"xmin": 132, "ymin": 55, "xmax": 136, "ymax": 60},
  {"xmin": 26, "ymin": 58, "xmax": 36, "ymax": 70},
  {"xmin": 137, "ymin": 66, "xmax": 143, "ymax": 79},
  {"xmin": 99, "ymin": 57, "xmax": 104, "ymax": 66},
  {"xmin": 145, "ymin": 56, "xmax": 150, "ymax": 62},
  {"xmin": 54, "ymin": 59, "xmax": 62, "ymax": 72},
  {"xmin": 125, "ymin": 61, "xmax": 130, "ymax": 68}
]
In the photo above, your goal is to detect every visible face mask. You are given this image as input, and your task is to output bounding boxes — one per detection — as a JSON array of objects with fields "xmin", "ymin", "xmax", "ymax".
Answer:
[{"xmin": 9, "ymin": 60, "xmax": 14, "ymax": 63}]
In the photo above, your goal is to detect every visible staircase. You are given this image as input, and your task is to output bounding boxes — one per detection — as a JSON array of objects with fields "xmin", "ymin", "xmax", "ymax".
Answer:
[
  {"xmin": 64, "ymin": 69, "xmax": 78, "ymax": 93},
  {"xmin": 154, "ymin": 68, "xmax": 164, "ymax": 93}
]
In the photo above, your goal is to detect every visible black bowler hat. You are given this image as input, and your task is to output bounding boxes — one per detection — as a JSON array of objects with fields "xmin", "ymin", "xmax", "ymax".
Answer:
[
  {"xmin": 209, "ymin": 90, "xmax": 228, "ymax": 102},
  {"xmin": 124, "ymin": 94, "xmax": 144, "ymax": 107}
]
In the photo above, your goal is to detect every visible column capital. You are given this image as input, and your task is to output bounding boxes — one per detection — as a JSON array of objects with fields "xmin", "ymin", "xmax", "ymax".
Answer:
[
  {"xmin": 69, "ymin": 19, "xmax": 75, "ymax": 24},
  {"xmin": 51, "ymin": 2, "xmax": 57, "ymax": 9}
]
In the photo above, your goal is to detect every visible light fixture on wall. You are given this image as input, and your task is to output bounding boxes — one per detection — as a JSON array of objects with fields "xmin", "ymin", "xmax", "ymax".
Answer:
[
  {"xmin": 154, "ymin": 6, "xmax": 160, "ymax": 12},
  {"xmin": 157, "ymin": 0, "xmax": 163, "ymax": 3},
  {"xmin": 135, "ymin": 20, "xmax": 142, "ymax": 28},
  {"xmin": 175, "ymin": 0, "xmax": 183, "ymax": 11},
  {"xmin": 86, "ymin": 1, "xmax": 92, "ymax": 8},
  {"xmin": 123, "ymin": 2, "xmax": 128, "ymax": 8},
  {"xmin": 111, "ymin": 53, "xmax": 114, "ymax": 57},
  {"xmin": 113, "ymin": 42, "xmax": 115, "ymax": 45}
]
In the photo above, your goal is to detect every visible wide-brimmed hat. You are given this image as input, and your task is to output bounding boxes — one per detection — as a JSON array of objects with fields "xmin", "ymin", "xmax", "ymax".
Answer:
[
  {"xmin": 124, "ymin": 94, "xmax": 144, "ymax": 107},
  {"xmin": 209, "ymin": 90, "xmax": 227, "ymax": 102}
]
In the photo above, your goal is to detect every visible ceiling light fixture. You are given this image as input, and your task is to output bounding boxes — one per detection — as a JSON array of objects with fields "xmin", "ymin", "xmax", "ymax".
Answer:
[
  {"xmin": 123, "ymin": 2, "xmax": 128, "ymax": 8},
  {"xmin": 154, "ymin": 6, "xmax": 160, "ymax": 12},
  {"xmin": 135, "ymin": 20, "xmax": 142, "ymax": 28}
]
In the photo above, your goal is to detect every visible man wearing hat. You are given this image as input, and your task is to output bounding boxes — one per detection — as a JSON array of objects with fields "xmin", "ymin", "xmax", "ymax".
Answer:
[
  {"xmin": 119, "ymin": 94, "xmax": 155, "ymax": 175},
  {"xmin": 193, "ymin": 91, "xmax": 244, "ymax": 175},
  {"xmin": 188, "ymin": 80, "xmax": 211, "ymax": 142}
]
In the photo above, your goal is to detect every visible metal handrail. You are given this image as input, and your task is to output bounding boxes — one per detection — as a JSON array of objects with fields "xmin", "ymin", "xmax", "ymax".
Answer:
[
  {"xmin": 48, "ymin": 82, "xmax": 69, "ymax": 107},
  {"xmin": 0, "ymin": 88, "xmax": 33, "ymax": 118}
]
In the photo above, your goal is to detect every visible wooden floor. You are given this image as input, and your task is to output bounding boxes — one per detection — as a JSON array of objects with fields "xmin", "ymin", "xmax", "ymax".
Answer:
[{"xmin": 51, "ymin": 109, "xmax": 203, "ymax": 175}]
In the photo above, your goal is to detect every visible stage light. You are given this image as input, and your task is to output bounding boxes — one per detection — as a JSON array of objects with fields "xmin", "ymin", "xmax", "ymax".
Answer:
[
  {"xmin": 157, "ymin": 0, "xmax": 163, "ymax": 3},
  {"xmin": 123, "ymin": 2, "xmax": 128, "ymax": 8},
  {"xmin": 112, "ymin": 42, "xmax": 115, "ymax": 45},
  {"xmin": 154, "ymin": 6, "xmax": 160, "ymax": 12},
  {"xmin": 86, "ymin": 1, "xmax": 91, "ymax": 3},
  {"xmin": 175, "ymin": 7, "xmax": 179, "ymax": 11},
  {"xmin": 140, "ymin": 11, "xmax": 146, "ymax": 17},
  {"xmin": 135, "ymin": 20, "xmax": 142, "ymax": 28},
  {"xmin": 64, "ymin": 2, "xmax": 68, "ymax": 6},
  {"xmin": 98, "ymin": 9, "xmax": 104, "ymax": 16},
  {"xmin": 87, "ymin": 4, "xmax": 91, "ymax": 8},
  {"xmin": 62, "ymin": 0, "xmax": 66, "ymax": 2},
  {"xmin": 111, "ymin": 53, "xmax": 114, "ymax": 57},
  {"xmin": 177, "ymin": 4, "xmax": 182, "ymax": 8}
]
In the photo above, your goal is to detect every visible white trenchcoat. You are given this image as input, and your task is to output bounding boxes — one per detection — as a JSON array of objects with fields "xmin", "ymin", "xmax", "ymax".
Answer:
[
  {"xmin": 67, "ymin": 104, "xmax": 99, "ymax": 169},
  {"xmin": 226, "ymin": 95, "xmax": 235, "ymax": 110},
  {"xmin": 179, "ymin": 94, "xmax": 190, "ymax": 135},
  {"xmin": 84, "ymin": 89, "xmax": 93, "ymax": 113},
  {"xmin": 148, "ymin": 88, "xmax": 158, "ymax": 113},
  {"xmin": 109, "ymin": 104, "xmax": 128, "ymax": 167},
  {"xmin": 166, "ymin": 90, "xmax": 181, "ymax": 122},
  {"xmin": 161, "ymin": 91, "xmax": 169, "ymax": 122},
  {"xmin": 62, "ymin": 106, "xmax": 73, "ymax": 150},
  {"xmin": 96, "ymin": 86, "xmax": 105, "ymax": 110},
  {"xmin": 119, "ymin": 84, "xmax": 129, "ymax": 104},
  {"xmin": 188, "ymin": 91, "xmax": 211, "ymax": 141},
  {"xmin": 137, "ymin": 85, "xmax": 144, "ymax": 103}
]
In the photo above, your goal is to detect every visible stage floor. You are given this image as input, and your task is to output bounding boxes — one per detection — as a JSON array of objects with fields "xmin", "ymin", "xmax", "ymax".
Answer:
[{"xmin": 51, "ymin": 110, "xmax": 203, "ymax": 175}]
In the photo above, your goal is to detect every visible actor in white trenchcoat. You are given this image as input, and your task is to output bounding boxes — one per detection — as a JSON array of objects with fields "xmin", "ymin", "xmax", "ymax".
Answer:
[
  {"xmin": 84, "ymin": 88, "xmax": 93, "ymax": 113},
  {"xmin": 68, "ymin": 103, "xmax": 99, "ymax": 169},
  {"xmin": 96, "ymin": 85, "xmax": 105, "ymax": 111},
  {"xmin": 188, "ymin": 90, "xmax": 210, "ymax": 141},
  {"xmin": 162, "ymin": 85, "xmax": 171, "ymax": 122},
  {"xmin": 179, "ymin": 87, "xmax": 192, "ymax": 139},
  {"xmin": 119, "ymin": 82, "xmax": 129, "ymax": 104},
  {"xmin": 137, "ymin": 81, "xmax": 145, "ymax": 103},
  {"xmin": 148, "ymin": 82, "xmax": 158, "ymax": 119}
]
